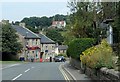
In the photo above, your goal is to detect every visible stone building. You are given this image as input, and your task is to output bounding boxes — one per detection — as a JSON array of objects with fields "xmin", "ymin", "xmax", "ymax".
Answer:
[
  {"xmin": 11, "ymin": 25, "xmax": 41, "ymax": 61},
  {"xmin": 11, "ymin": 23, "xmax": 56, "ymax": 62},
  {"xmin": 51, "ymin": 21, "xmax": 66, "ymax": 28},
  {"xmin": 38, "ymin": 33, "xmax": 56, "ymax": 61},
  {"xmin": 55, "ymin": 45, "xmax": 68, "ymax": 55}
]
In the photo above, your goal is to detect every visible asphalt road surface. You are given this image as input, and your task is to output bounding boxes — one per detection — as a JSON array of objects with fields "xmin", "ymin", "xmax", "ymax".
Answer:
[{"xmin": 2, "ymin": 62, "xmax": 66, "ymax": 80}]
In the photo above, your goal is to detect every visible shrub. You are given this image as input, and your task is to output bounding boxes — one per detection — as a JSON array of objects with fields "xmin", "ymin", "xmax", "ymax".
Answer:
[
  {"xmin": 80, "ymin": 39, "xmax": 115, "ymax": 69},
  {"xmin": 67, "ymin": 38, "xmax": 95, "ymax": 59},
  {"xmin": 58, "ymin": 53, "xmax": 67, "ymax": 57}
]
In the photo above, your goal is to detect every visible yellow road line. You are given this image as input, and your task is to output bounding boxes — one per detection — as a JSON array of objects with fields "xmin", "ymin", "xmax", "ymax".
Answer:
[{"xmin": 59, "ymin": 64, "xmax": 70, "ymax": 82}]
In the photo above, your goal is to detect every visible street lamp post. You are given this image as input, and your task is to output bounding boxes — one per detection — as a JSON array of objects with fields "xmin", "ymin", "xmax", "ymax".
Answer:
[
  {"xmin": 106, "ymin": 24, "xmax": 113, "ymax": 45},
  {"xmin": 103, "ymin": 19, "xmax": 114, "ymax": 45}
]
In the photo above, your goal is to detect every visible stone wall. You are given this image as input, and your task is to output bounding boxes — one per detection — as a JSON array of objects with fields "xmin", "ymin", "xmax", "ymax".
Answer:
[
  {"xmin": 70, "ymin": 58, "xmax": 81, "ymax": 69},
  {"xmin": 70, "ymin": 58, "xmax": 120, "ymax": 81}
]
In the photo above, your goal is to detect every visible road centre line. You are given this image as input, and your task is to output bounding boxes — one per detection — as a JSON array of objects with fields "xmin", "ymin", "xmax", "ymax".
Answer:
[
  {"xmin": 24, "ymin": 68, "xmax": 30, "ymax": 72},
  {"xmin": 12, "ymin": 67, "xmax": 31, "ymax": 80},
  {"xmin": 12, "ymin": 74, "xmax": 22, "ymax": 80}
]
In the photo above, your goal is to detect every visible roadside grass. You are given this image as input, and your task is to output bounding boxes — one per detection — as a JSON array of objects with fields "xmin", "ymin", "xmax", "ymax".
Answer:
[{"xmin": 0, "ymin": 61, "xmax": 28, "ymax": 64}]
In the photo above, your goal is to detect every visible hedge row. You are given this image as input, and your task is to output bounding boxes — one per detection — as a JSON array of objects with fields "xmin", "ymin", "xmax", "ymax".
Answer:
[{"xmin": 67, "ymin": 38, "xmax": 95, "ymax": 60}]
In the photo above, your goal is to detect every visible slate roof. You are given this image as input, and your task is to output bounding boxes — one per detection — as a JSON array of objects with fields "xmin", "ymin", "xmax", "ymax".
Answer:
[
  {"xmin": 38, "ymin": 34, "xmax": 55, "ymax": 44},
  {"xmin": 11, "ymin": 25, "xmax": 40, "ymax": 39},
  {"xmin": 58, "ymin": 45, "xmax": 68, "ymax": 50},
  {"xmin": 11, "ymin": 25, "xmax": 55, "ymax": 44}
]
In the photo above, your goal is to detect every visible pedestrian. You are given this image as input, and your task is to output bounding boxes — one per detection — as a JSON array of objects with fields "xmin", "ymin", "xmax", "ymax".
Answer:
[
  {"xmin": 50, "ymin": 56, "xmax": 52, "ymax": 62},
  {"xmin": 61, "ymin": 56, "xmax": 65, "ymax": 62},
  {"xmin": 31, "ymin": 57, "xmax": 34, "ymax": 62}
]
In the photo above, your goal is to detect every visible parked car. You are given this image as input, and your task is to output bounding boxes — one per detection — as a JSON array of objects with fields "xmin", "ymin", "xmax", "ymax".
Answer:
[
  {"xmin": 54, "ymin": 56, "xmax": 65, "ymax": 62},
  {"xmin": 19, "ymin": 57, "xmax": 25, "ymax": 61}
]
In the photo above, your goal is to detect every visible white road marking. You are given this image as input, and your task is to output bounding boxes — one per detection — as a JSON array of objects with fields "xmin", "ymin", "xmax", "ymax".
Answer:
[
  {"xmin": 12, "ymin": 74, "xmax": 22, "ymax": 80},
  {"xmin": 24, "ymin": 68, "xmax": 30, "ymax": 73}
]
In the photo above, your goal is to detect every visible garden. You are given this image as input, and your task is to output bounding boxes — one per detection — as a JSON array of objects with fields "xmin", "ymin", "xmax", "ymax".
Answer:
[{"xmin": 67, "ymin": 38, "xmax": 119, "ymax": 80}]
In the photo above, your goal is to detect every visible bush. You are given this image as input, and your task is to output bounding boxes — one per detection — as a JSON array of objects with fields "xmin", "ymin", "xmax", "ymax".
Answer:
[
  {"xmin": 67, "ymin": 38, "xmax": 95, "ymax": 59},
  {"xmin": 80, "ymin": 39, "xmax": 115, "ymax": 69},
  {"xmin": 58, "ymin": 53, "xmax": 67, "ymax": 57}
]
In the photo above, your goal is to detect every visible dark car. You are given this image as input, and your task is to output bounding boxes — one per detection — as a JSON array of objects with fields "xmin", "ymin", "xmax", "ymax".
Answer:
[
  {"xmin": 54, "ymin": 56, "xmax": 65, "ymax": 62},
  {"xmin": 19, "ymin": 57, "xmax": 25, "ymax": 61}
]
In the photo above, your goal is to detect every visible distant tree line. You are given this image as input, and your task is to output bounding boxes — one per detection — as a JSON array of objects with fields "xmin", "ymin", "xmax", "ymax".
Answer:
[{"xmin": 14, "ymin": 14, "xmax": 67, "ymax": 30}]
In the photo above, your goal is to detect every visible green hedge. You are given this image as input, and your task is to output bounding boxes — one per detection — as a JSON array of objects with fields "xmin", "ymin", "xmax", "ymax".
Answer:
[
  {"xmin": 58, "ymin": 53, "xmax": 67, "ymax": 57},
  {"xmin": 67, "ymin": 38, "xmax": 95, "ymax": 59}
]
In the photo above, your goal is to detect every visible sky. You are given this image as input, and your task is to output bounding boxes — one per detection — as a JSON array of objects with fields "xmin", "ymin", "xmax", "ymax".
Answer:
[
  {"xmin": 0, "ymin": 0, "xmax": 69, "ymax": 22},
  {"xmin": 1, "ymin": 0, "xmax": 118, "ymax": 22}
]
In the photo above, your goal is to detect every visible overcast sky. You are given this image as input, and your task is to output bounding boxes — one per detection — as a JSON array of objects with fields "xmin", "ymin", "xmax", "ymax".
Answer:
[{"xmin": 1, "ymin": 0, "xmax": 69, "ymax": 22}]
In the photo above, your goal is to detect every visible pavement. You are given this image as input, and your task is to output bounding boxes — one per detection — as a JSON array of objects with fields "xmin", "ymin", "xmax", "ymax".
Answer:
[{"xmin": 63, "ymin": 61, "xmax": 92, "ymax": 82}]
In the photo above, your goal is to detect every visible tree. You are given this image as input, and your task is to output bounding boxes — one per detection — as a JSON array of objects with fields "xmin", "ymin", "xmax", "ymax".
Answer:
[
  {"xmin": 116, "ymin": 1, "xmax": 120, "ymax": 70},
  {"xmin": 2, "ymin": 23, "xmax": 23, "ymax": 60},
  {"xmin": 101, "ymin": 2, "xmax": 117, "ymax": 20},
  {"xmin": 67, "ymin": 1, "xmax": 99, "ymax": 38},
  {"xmin": 20, "ymin": 14, "xmax": 68, "ymax": 29},
  {"xmin": 67, "ymin": 1, "xmax": 118, "ymax": 44},
  {"xmin": 67, "ymin": 38, "xmax": 95, "ymax": 59},
  {"xmin": 117, "ymin": 2, "xmax": 120, "ymax": 43},
  {"xmin": 14, "ymin": 21, "xmax": 20, "ymax": 25},
  {"xmin": 46, "ymin": 29, "xmax": 64, "ymax": 45},
  {"xmin": 53, "ymin": 14, "xmax": 67, "ymax": 21},
  {"xmin": 20, "ymin": 15, "xmax": 68, "ymax": 34}
]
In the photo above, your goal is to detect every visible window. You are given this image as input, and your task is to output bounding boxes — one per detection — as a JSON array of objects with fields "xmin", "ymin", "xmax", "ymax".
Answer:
[
  {"xmin": 46, "ymin": 46, "xmax": 48, "ymax": 49},
  {"xmin": 36, "ymin": 39, "xmax": 38, "ymax": 45},
  {"xmin": 32, "ymin": 39, "xmax": 35, "ymax": 45},
  {"xmin": 59, "ymin": 50, "xmax": 60, "ymax": 53},
  {"xmin": 36, "ymin": 51, "xmax": 38, "ymax": 58},
  {"xmin": 45, "ymin": 50, "xmax": 48, "ymax": 53},
  {"xmin": 52, "ymin": 46, "xmax": 54, "ymax": 50},
  {"xmin": 32, "ymin": 51, "xmax": 34, "ymax": 53},
  {"xmin": 63, "ymin": 50, "xmax": 65, "ymax": 53},
  {"xmin": 26, "ymin": 39, "xmax": 29, "ymax": 45}
]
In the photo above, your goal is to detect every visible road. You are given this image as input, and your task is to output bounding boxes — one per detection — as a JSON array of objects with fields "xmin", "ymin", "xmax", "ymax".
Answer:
[{"xmin": 2, "ymin": 62, "xmax": 67, "ymax": 81}]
